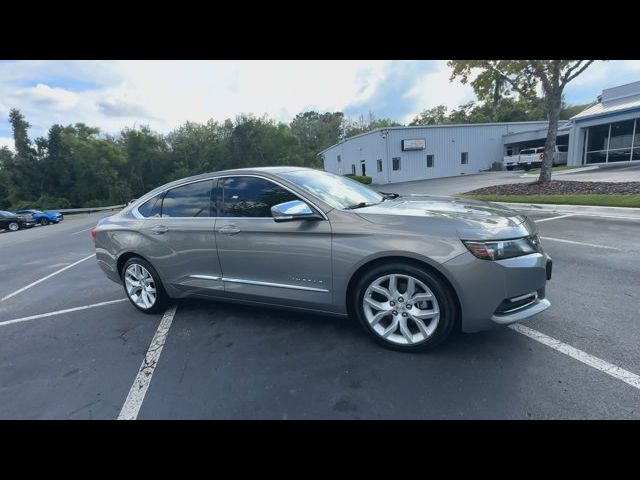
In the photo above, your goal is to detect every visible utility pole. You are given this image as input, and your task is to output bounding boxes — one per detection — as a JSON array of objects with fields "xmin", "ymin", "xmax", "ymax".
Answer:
[{"xmin": 380, "ymin": 129, "xmax": 391, "ymax": 183}]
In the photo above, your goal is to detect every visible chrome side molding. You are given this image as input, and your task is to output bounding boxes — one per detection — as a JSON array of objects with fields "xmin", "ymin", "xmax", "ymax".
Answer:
[{"xmin": 189, "ymin": 275, "xmax": 329, "ymax": 293}]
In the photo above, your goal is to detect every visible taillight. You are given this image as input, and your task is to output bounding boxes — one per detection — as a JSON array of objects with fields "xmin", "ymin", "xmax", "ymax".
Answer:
[
  {"xmin": 539, "ymin": 153, "xmax": 544, "ymax": 160},
  {"xmin": 91, "ymin": 227, "xmax": 97, "ymax": 242}
]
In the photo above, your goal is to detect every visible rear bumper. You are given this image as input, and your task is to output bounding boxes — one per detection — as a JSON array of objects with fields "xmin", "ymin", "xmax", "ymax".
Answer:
[
  {"xmin": 96, "ymin": 247, "xmax": 121, "ymax": 284},
  {"xmin": 443, "ymin": 251, "xmax": 551, "ymax": 333}
]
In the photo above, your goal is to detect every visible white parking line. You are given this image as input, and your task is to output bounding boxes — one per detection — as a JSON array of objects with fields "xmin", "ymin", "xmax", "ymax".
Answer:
[
  {"xmin": 534, "ymin": 214, "xmax": 574, "ymax": 223},
  {"xmin": 71, "ymin": 226, "xmax": 96, "ymax": 235},
  {"xmin": 0, "ymin": 253, "xmax": 96, "ymax": 303},
  {"xmin": 118, "ymin": 305, "xmax": 178, "ymax": 420},
  {"xmin": 0, "ymin": 299, "xmax": 127, "ymax": 327},
  {"xmin": 575, "ymin": 214, "xmax": 640, "ymax": 221},
  {"xmin": 540, "ymin": 236, "xmax": 621, "ymax": 251},
  {"xmin": 510, "ymin": 324, "xmax": 640, "ymax": 391}
]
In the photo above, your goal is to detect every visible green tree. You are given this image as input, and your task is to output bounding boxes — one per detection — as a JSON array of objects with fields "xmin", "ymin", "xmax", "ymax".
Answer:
[
  {"xmin": 290, "ymin": 111, "xmax": 343, "ymax": 166},
  {"xmin": 0, "ymin": 147, "xmax": 13, "ymax": 209},
  {"xmin": 118, "ymin": 126, "xmax": 171, "ymax": 196},
  {"xmin": 410, "ymin": 105, "xmax": 450, "ymax": 125},
  {"xmin": 448, "ymin": 60, "xmax": 597, "ymax": 182},
  {"xmin": 342, "ymin": 111, "xmax": 402, "ymax": 137}
]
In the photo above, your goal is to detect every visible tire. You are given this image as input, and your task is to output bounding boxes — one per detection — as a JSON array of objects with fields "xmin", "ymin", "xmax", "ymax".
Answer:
[
  {"xmin": 352, "ymin": 262, "xmax": 457, "ymax": 352},
  {"xmin": 506, "ymin": 165, "xmax": 514, "ymax": 171},
  {"xmin": 8, "ymin": 222, "xmax": 20, "ymax": 232},
  {"xmin": 39, "ymin": 218, "xmax": 49, "ymax": 226},
  {"xmin": 121, "ymin": 257, "xmax": 168, "ymax": 314},
  {"xmin": 522, "ymin": 164, "xmax": 531, "ymax": 171}
]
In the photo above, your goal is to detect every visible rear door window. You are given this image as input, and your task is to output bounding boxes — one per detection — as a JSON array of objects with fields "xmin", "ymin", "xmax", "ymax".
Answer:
[{"xmin": 161, "ymin": 180, "xmax": 215, "ymax": 218}]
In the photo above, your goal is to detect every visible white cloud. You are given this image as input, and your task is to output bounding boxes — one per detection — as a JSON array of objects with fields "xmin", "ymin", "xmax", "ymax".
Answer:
[
  {"xmin": 96, "ymin": 60, "xmax": 390, "ymax": 131},
  {"xmin": 403, "ymin": 61, "xmax": 476, "ymax": 122},
  {"xmin": 9, "ymin": 83, "xmax": 79, "ymax": 110},
  {"xmin": 0, "ymin": 137, "xmax": 14, "ymax": 151},
  {"xmin": 0, "ymin": 60, "xmax": 638, "ymax": 140}
]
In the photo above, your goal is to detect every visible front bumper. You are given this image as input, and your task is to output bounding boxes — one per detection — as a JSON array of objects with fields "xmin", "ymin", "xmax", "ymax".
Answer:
[
  {"xmin": 491, "ymin": 298, "xmax": 551, "ymax": 325},
  {"xmin": 443, "ymin": 251, "xmax": 552, "ymax": 333}
]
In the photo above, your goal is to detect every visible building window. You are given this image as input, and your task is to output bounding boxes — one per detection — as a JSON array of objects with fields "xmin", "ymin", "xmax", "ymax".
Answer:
[
  {"xmin": 392, "ymin": 157, "xmax": 401, "ymax": 171},
  {"xmin": 585, "ymin": 118, "xmax": 638, "ymax": 164},
  {"xmin": 426, "ymin": 154, "xmax": 434, "ymax": 168},
  {"xmin": 461, "ymin": 152, "xmax": 468, "ymax": 165},
  {"xmin": 337, "ymin": 155, "xmax": 341, "ymax": 163},
  {"xmin": 377, "ymin": 159, "xmax": 382, "ymax": 172},
  {"xmin": 351, "ymin": 164, "xmax": 356, "ymax": 175}
]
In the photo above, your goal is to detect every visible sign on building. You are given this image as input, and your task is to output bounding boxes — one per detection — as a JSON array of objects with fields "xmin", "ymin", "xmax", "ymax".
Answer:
[{"xmin": 401, "ymin": 139, "xmax": 426, "ymax": 151}]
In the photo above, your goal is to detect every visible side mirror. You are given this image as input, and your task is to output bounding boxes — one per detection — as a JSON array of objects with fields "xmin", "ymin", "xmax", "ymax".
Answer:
[{"xmin": 271, "ymin": 200, "xmax": 320, "ymax": 222}]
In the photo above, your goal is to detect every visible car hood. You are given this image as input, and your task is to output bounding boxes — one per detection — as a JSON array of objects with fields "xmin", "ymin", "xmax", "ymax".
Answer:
[{"xmin": 354, "ymin": 195, "xmax": 536, "ymax": 239}]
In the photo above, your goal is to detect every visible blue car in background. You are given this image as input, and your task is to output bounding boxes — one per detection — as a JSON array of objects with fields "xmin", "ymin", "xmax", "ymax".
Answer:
[{"xmin": 13, "ymin": 209, "xmax": 64, "ymax": 226}]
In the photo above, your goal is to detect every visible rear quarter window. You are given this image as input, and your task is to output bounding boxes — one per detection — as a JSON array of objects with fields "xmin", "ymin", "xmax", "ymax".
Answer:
[{"xmin": 137, "ymin": 194, "xmax": 163, "ymax": 218}]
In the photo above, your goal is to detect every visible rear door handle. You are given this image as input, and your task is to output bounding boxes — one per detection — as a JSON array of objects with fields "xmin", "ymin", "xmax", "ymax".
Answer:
[
  {"xmin": 219, "ymin": 225, "xmax": 241, "ymax": 236},
  {"xmin": 151, "ymin": 225, "xmax": 169, "ymax": 235}
]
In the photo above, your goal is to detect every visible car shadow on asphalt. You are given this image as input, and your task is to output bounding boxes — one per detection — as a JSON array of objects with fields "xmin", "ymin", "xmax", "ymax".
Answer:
[{"xmin": 167, "ymin": 297, "xmax": 504, "ymax": 357}]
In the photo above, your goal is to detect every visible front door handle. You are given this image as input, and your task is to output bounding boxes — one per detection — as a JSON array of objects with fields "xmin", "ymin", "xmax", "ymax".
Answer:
[
  {"xmin": 151, "ymin": 225, "xmax": 169, "ymax": 235},
  {"xmin": 219, "ymin": 224, "xmax": 241, "ymax": 236}
]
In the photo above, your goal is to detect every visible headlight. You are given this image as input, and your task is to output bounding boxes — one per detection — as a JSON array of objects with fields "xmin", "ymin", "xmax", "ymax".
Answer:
[{"xmin": 462, "ymin": 235, "xmax": 541, "ymax": 260}]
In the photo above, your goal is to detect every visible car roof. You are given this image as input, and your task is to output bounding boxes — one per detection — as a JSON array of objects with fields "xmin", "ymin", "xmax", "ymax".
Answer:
[{"xmin": 143, "ymin": 166, "xmax": 316, "ymax": 198}]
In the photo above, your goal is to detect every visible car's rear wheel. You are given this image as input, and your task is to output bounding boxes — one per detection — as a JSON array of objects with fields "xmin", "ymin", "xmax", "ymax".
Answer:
[
  {"xmin": 506, "ymin": 165, "xmax": 514, "ymax": 171},
  {"xmin": 8, "ymin": 222, "xmax": 20, "ymax": 231},
  {"xmin": 39, "ymin": 218, "xmax": 49, "ymax": 226},
  {"xmin": 353, "ymin": 262, "xmax": 456, "ymax": 352},
  {"xmin": 122, "ymin": 257, "xmax": 168, "ymax": 313}
]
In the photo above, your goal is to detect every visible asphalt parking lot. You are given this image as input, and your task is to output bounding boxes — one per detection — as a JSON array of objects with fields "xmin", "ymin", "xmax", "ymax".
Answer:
[{"xmin": 1, "ymin": 209, "xmax": 639, "ymax": 419}]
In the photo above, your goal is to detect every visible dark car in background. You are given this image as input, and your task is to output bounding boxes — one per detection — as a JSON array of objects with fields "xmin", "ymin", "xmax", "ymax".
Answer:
[
  {"xmin": 13, "ymin": 209, "xmax": 64, "ymax": 226},
  {"xmin": 0, "ymin": 210, "xmax": 37, "ymax": 231}
]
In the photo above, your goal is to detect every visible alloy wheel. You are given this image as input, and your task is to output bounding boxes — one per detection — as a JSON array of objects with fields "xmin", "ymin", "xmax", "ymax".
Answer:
[
  {"xmin": 362, "ymin": 273, "xmax": 440, "ymax": 345},
  {"xmin": 8, "ymin": 222, "xmax": 19, "ymax": 231},
  {"xmin": 124, "ymin": 263, "xmax": 157, "ymax": 309}
]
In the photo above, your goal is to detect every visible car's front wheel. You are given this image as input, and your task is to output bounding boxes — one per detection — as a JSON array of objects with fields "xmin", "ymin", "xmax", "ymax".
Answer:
[
  {"xmin": 353, "ymin": 262, "xmax": 457, "ymax": 352},
  {"xmin": 122, "ymin": 257, "xmax": 168, "ymax": 313},
  {"xmin": 8, "ymin": 222, "xmax": 20, "ymax": 231},
  {"xmin": 39, "ymin": 218, "xmax": 49, "ymax": 226}
]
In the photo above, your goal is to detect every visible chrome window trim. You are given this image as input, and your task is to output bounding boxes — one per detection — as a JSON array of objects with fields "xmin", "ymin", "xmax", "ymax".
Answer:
[{"xmin": 134, "ymin": 173, "xmax": 328, "ymax": 221}]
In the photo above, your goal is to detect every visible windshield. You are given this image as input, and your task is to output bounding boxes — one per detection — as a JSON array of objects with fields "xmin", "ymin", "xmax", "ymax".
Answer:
[
  {"xmin": 278, "ymin": 170, "xmax": 384, "ymax": 210},
  {"xmin": 0, "ymin": 210, "xmax": 16, "ymax": 216}
]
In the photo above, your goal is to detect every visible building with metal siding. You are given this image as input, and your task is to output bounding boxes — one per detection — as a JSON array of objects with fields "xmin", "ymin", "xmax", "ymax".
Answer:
[
  {"xmin": 565, "ymin": 80, "xmax": 640, "ymax": 166},
  {"xmin": 320, "ymin": 121, "xmax": 551, "ymax": 184},
  {"xmin": 320, "ymin": 80, "xmax": 640, "ymax": 183}
]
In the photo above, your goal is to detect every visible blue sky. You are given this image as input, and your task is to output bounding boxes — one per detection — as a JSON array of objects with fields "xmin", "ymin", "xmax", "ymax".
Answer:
[{"xmin": 1, "ymin": 60, "xmax": 639, "ymax": 150}]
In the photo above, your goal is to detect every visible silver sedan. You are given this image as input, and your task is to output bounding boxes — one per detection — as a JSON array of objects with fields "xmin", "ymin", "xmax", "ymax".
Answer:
[{"xmin": 94, "ymin": 167, "xmax": 552, "ymax": 352}]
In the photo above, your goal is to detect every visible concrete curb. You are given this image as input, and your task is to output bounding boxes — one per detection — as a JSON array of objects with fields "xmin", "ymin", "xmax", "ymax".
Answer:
[
  {"xmin": 519, "ymin": 166, "xmax": 599, "ymax": 178},
  {"xmin": 494, "ymin": 201, "xmax": 640, "ymax": 219}
]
